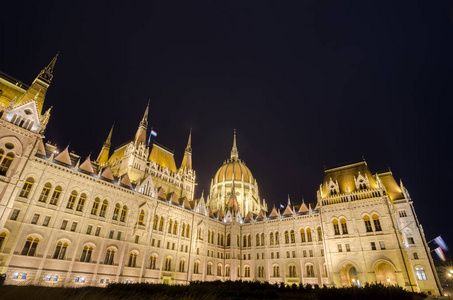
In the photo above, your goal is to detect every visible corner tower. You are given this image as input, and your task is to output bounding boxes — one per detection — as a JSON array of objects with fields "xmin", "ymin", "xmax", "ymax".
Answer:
[{"xmin": 208, "ymin": 130, "xmax": 267, "ymax": 215}]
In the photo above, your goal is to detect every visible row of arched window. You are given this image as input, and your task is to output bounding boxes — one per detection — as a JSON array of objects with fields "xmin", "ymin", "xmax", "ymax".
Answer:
[
  {"xmin": 19, "ymin": 178, "xmax": 130, "ymax": 222},
  {"xmin": 152, "ymin": 215, "xmax": 191, "ymax": 238},
  {"xmin": 207, "ymin": 230, "xmax": 224, "ymax": 246},
  {"xmin": 332, "ymin": 215, "xmax": 382, "ymax": 235}
]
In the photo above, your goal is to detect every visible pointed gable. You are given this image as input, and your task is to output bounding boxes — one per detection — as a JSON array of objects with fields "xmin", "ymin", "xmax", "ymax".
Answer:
[
  {"xmin": 37, "ymin": 138, "xmax": 46, "ymax": 156},
  {"xmin": 269, "ymin": 207, "xmax": 279, "ymax": 219},
  {"xmin": 157, "ymin": 187, "xmax": 166, "ymax": 200},
  {"xmin": 244, "ymin": 211, "xmax": 253, "ymax": 223},
  {"xmin": 298, "ymin": 201, "xmax": 309, "ymax": 214},
  {"xmin": 183, "ymin": 197, "xmax": 192, "ymax": 210},
  {"xmin": 120, "ymin": 173, "xmax": 132, "ymax": 188},
  {"xmin": 5, "ymin": 100, "xmax": 42, "ymax": 132},
  {"xmin": 283, "ymin": 204, "xmax": 293, "ymax": 217},
  {"xmin": 79, "ymin": 156, "xmax": 94, "ymax": 174},
  {"xmin": 100, "ymin": 167, "xmax": 114, "ymax": 181},
  {"xmin": 170, "ymin": 192, "xmax": 179, "ymax": 205},
  {"xmin": 54, "ymin": 147, "xmax": 72, "ymax": 166},
  {"xmin": 256, "ymin": 210, "xmax": 265, "ymax": 221},
  {"xmin": 208, "ymin": 207, "xmax": 215, "ymax": 218}
]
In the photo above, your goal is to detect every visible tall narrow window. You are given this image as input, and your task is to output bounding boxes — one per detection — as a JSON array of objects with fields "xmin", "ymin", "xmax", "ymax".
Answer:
[
  {"xmin": 290, "ymin": 230, "xmax": 295, "ymax": 243},
  {"xmin": 149, "ymin": 255, "xmax": 156, "ymax": 269},
  {"xmin": 76, "ymin": 194, "xmax": 87, "ymax": 212},
  {"xmin": 275, "ymin": 232, "xmax": 279, "ymax": 245},
  {"xmin": 415, "ymin": 267, "xmax": 427, "ymax": 281},
  {"xmin": 0, "ymin": 152, "xmax": 14, "ymax": 175},
  {"xmin": 306, "ymin": 265, "xmax": 314, "ymax": 277},
  {"xmin": 159, "ymin": 217, "xmax": 164, "ymax": 231},
  {"xmin": 284, "ymin": 231, "xmax": 289, "ymax": 244},
  {"xmin": 186, "ymin": 225, "xmax": 190, "ymax": 237},
  {"xmin": 179, "ymin": 260, "xmax": 185, "ymax": 272},
  {"xmin": 181, "ymin": 222, "xmax": 186, "ymax": 236},
  {"xmin": 243, "ymin": 235, "xmax": 247, "ymax": 247},
  {"xmin": 372, "ymin": 214, "xmax": 382, "ymax": 231},
  {"xmin": 341, "ymin": 218, "xmax": 348, "ymax": 234},
  {"xmin": 165, "ymin": 257, "xmax": 172, "ymax": 271},
  {"xmin": 256, "ymin": 234, "xmax": 260, "ymax": 246},
  {"xmin": 364, "ymin": 216, "xmax": 373, "ymax": 232},
  {"xmin": 112, "ymin": 204, "xmax": 120, "ymax": 220},
  {"xmin": 91, "ymin": 197, "xmax": 100, "ymax": 215},
  {"xmin": 80, "ymin": 245, "xmax": 93, "ymax": 262},
  {"xmin": 120, "ymin": 205, "xmax": 127, "ymax": 222},
  {"xmin": 50, "ymin": 186, "xmax": 62, "ymax": 205},
  {"xmin": 128, "ymin": 252, "xmax": 137, "ymax": 267},
  {"xmin": 173, "ymin": 220, "xmax": 178, "ymax": 234},
  {"xmin": 261, "ymin": 233, "xmax": 265, "ymax": 246},
  {"xmin": 139, "ymin": 210, "xmax": 145, "ymax": 225},
  {"xmin": 168, "ymin": 219, "xmax": 173, "ymax": 233},
  {"xmin": 53, "ymin": 241, "xmax": 68, "ymax": 259},
  {"xmin": 248, "ymin": 234, "xmax": 251, "ymax": 247},
  {"xmin": 300, "ymin": 229, "xmax": 306, "ymax": 242},
  {"xmin": 39, "ymin": 183, "xmax": 52, "ymax": 203},
  {"xmin": 317, "ymin": 227, "xmax": 322, "ymax": 241},
  {"xmin": 100, "ymin": 200, "xmax": 108, "ymax": 217},
  {"xmin": 153, "ymin": 215, "xmax": 159, "ymax": 230},
  {"xmin": 67, "ymin": 191, "xmax": 78, "ymax": 209},
  {"xmin": 307, "ymin": 228, "xmax": 312, "ymax": 242},
  {"xmin": 21, "ymin": 237, "xmax": 39, "ymax": 256},
  {"xmin": 104, "ymin": 249, "xmax": 115, "ymax": 265},
  {"xmin": 333, "ymin": 219, "xmax": 340, "ymax": 235},
  {"xmin": 270, "ymin": 232, "xmax": 274, "ymax": 245},
  {"xmin": 20, "ymin": 178, "xmax": 34, "ymax": 198},
  {"xmin": 194, "ymin": 262, "xmax": 199, "ymax": 274}
]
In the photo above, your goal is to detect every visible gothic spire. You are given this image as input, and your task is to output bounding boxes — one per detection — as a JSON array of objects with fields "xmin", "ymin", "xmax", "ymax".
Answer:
[
  {"xmin": 134, "ymin": 101, "xmax": 149, "ymax": 145},
  {"xmin": 230, "ymin": 129, "xmax": 239, "ymax": 160},
  {"xmin": 36, "ymin": 52, "xmax": 59, "ymax": 85},
  {"xmin": 96, "ymin": 124, "xmax": 114, "ymax": 166},
  {"xmin": 180, "ymin": 130, "xmax": 192, "ymax": 171}
]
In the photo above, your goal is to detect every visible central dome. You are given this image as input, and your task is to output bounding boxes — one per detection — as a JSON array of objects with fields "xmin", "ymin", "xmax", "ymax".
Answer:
[{"xmin": 214, "ymin": 158, "xmax": 254, "ymax": 184}]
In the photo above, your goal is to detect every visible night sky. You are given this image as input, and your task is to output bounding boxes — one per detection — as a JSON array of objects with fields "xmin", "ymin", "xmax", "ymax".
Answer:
[{"xmin": 1, "ymin": 1, "xmax": 452, "ymax": 259}]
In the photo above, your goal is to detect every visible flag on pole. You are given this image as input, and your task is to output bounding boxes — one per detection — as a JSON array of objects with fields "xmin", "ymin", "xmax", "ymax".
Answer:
[
  {"xmin": 151, "ymin": 130, "xmax": 157, "ymax": 137},
  {"xmin": 279, "ymin": 204, "xmax": 284, "ymax": 209},
  {"xmin": 434, "ymin": 236, "xmax": 448, "ymax": 251},
  {"xmin": 434, "ymin": 247, "xmax": 446, "ymax": 261}
]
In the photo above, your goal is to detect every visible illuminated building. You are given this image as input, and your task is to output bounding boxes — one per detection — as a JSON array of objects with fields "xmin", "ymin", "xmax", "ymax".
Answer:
[{"xmin": 0, "ymin": 56, "xmax": 442, "ymax": 295}]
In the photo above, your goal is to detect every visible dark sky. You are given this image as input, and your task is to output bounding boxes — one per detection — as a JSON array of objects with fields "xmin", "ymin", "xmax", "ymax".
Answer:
[{"xmin": 1, "ymin": 1, "xmax": 453, "ymax": 259}]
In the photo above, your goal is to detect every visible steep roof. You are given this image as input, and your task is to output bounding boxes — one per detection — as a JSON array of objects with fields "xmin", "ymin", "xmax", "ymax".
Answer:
[
  {"xmin": 323, "ymin": 160, "xmax": 377, "ymax": 195},
  {"xmin": 377, "ymin": 171, "xmax": 405, "ymax": 201},
  {"xmin": 149, "ymin": 143, "xmax": 177, "ymax": 172},
  {"xmin": 54, "ymin": 147, "xmax": 72, "ymax": 166},
  {"xmin": 100, "ymin": 167, "xmax": 114, "ymax": 181},
  {"xmin": 79, "ymin": 156, "xmax": 94, "ymax": 174}
]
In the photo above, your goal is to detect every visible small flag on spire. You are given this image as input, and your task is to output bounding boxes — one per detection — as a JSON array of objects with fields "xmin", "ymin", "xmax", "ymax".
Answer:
[
  {"xmin": 434, "ymin": 247, "xmax": 446, "ymax": 261},
  {"xmin": 434, "ymin": 236, "xmax": 448, "ymax": 251},
  {"xmin": 151, "ymin": 130, "xmax": 157, "ymax": 137},
  {"xmin": 279, "ymin": 204, "xmax": 284, "ymax": 209}
]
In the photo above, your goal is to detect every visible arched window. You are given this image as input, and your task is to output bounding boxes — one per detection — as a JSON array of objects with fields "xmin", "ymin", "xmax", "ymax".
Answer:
[
  {"xmin": 128, "ymin": 252, "xmax": 137, "ymax": 267},
  {"xmin": 225, "ymin": 265, "xmax": 230, "ymax": 277},
  {"xmin": 217, "ymin": 264, "xmax": 222, "ymax": 276},
  {"xmin": 21, "ymin": 237, "xmax": 39, "ymax": 256},
  {"xmin": 270, "ymin": 232, "xmax": 274, "ymax": 245},
  {"xmin": 159, "ymin": 217, "xmax": 164, "ymax": 231},
  {"xmin": 244, "ymin": 266, "xmax": 250, "ymax": 277},
  {"xmin": 248, "ymin": 234, "xmax": 251, "ymax": 247},
  {"xmin": 186, "ymin": 225, "xmax": 190, "ymax": 237},
  {"xmin": 139, "ymin": 210, "xmax": 145, "ymax": 225},
  {"xmin": 104, "ymin": 249, "xmax": 115, "ymax": 265},
  {"xmin": 53, "ymin": 241, "xmax": 68, "ymax": 259},
  {"xmin": 168, "ymin": 219, "xmax": 173, "ymax": 233},
  {"xmin": 289, "ymin": 265, "xmax": 297, "ymax": 277},
  {"xmin": 275, "ymin": 231, "xmax": 280, "ymax": 245},
  {"xmin": 415, "ymin": 267, "xmax": 427, "ymax": 281},
  {"xmin": 179, "ymin": 259, "xmax": 185, "ymax": 272},
  {"xmin": 149, "ymin": 255, "xmax": 157, "ymax": 269},
  {"xmin": 173, "ymin": 220, "xmax": 178, "ymax": 234},
  {"xmin": 273, "ymin": 265, "xmax": 280, "ymax": 277},
  {"xmin": 349, "ymin": 267, "xmax": 359, "ymax": 286},
  {"xmin": 49, "ymin": 186, "xmax": 62, "ymax": 205},
  {"xmin": 333, "ymin": 219, "xmax": 340, "ymax": 235},
  {"xmin": 181, "ymin": 222, "xmax": 186, "ymax": 236},
  {"xmin": 372, "ymin": 214, "xmax": 382, "ymax": 231},
  {"xmin": 208, "ymin": 230, "xmax": 211, "ymax": 243},
  {"xmin": 256, "ymin": 234, "xmax": 260, "ymax": 246},
  {"xmin": 300, "ymin": 229, "xmax": 306, "ymax": 242},
  {"xmin": 76, "ymin": 193, "xmax": 86, "ymax": 211},
  {"xmin": 0, "ymin": 232, "xmax": 6, "ymax": 250},
  {"xmin": 164, "ymin": 257, "xmax": 172, "ymax": 271},
  {"xmin": 120, "ymin": 205, "xmax": 127, "ymax": 222},
  {"xmin": 364, "ymin": 216, "xmax": 373, "ymax": 232},
  {"xmin": 91, "ymin": 197, "xmax": 100, "ymax": 215},
  {"xmin": 194, "ymin": 261, "xmax": 200, "ymax": 274},
  {"xmin": 261, "ymin": 233, "xmax": 265, "ymax": 246},
  {"xmin": 290, "ymin": 230, "xmax": 295, "ymax": 243},
  {"xmin": 306, "ymin": 264, "xmax": 315, "ymax": 277},
  {"xmin": 218, "ymin": 233, "xmax": 220, "ymax": 245},
  {"xmin": 20, "ymin": 177, "xmax": 34, "ymax": 198},
  {"xmin": 221, "ymin": 234, "xmax": 224, "ymax": 246},
  {"xmin": 39, "ymin": 183, "xmax": 52, "ymax": 202},
  {"xmin": 67, "ymin": 191, "xmax": 78, "ymax": 209},
  {"xmin": 100, "ymin": 200, "xmax": 108, "ymax": 217},
  {"xmin": 227, "ymin": 233, "xmax": 231, "ymax": 246},
  {"xmin": 80, "ymin": 245, "xmax": 93, "ymax": 262},
  {"xmin": 341, "ymin": 218, "xmax": 348, "ymax": 234},
  {"xmin": 153, "ymin": 215, "xmax": 159, "ymax": 230},
  {"xmin": 0, "ymin": 152, "xmax": 14, "ymax": 175},
  {"xmin": 243, "ymin": 235, "xmax": 247, "ymax": 247},
  {"xmin": 307, "ymin": 228, "xmax": 312, "ymax": 242},
  {"xmin": 284, "ymin": 230, "xmax": 289, "ymax": 244},
  {"xmin": 317, "ymin": 227, "xmax": 322, "ymax": 241},
  {"xmin": 112, "ymin": 204, "xmax": 120, "ymax": 220},
  {"xmin": 211, "ymin": 231, "xmax": 215, "ymax": 244}
]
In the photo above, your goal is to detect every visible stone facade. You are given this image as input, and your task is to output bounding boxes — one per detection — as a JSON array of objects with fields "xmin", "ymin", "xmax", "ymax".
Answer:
[{"xmin": 0, "ymin": 59, "xmax": 442, "ymax": 296}]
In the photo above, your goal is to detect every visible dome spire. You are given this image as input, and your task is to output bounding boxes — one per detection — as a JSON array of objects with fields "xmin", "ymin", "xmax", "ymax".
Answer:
[{"xmin": 230, "ymin": 129, "xmax": 239, "ymax": 160}]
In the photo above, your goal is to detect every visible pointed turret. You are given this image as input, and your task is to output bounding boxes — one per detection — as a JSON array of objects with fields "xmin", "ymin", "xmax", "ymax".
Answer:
[
  {"xmin": 15, "ymin": 53, "xmax": 59, "ymax": 114},
  {"xmin": 134, "ymin": 101, "xmax": 149, "ymax": 145},
  {"xmin": 79, "ymin": 156, "xmax": 95, "ymax": 174},
  {"xmin": 54, "ymin": 147, "xmax": 72, "ymax": 166},
  {"xmin": 230, "ymin": 129, "xmax": 239, "ymax": 160},
  {"xmin": 298, "ymin": 199, "xmax": 309, "ymax": 214},
  {"xmin": 97, "ymin": 124, "xmax": 114, "ymax": 167},
  {"xmin": 180, "ymin": 130, "xmax": 192, "ymax": 170},
  {"xmin": 283, "ymin": 195, "xmax": 293, "ymax": 217}
]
